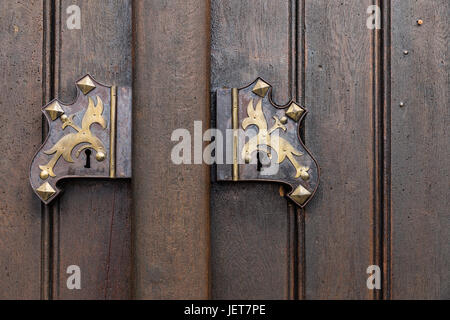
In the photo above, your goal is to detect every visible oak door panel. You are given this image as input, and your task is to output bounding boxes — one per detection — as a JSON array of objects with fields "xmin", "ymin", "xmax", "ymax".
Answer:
[
  {"xmin": 211, "ymin": 0, "xmax": 296, "ymax": 299},
  {"xmin": 53, "ymin": 0, "xmax": 132, "ymax": 299},
  {"xmin": 0, "ymin": 0, "xmax": 44, "ymax": 300},
  {"xmin": 133, "ymin": 0, "xmax": 211, "ymax": 299},
  {"xmin": 303, "ymin": 0, "xmax": 378, "ymax": 299},
  {"xmin": 390, "ymin": 0, "xmax": 449, "ymax": 299}
]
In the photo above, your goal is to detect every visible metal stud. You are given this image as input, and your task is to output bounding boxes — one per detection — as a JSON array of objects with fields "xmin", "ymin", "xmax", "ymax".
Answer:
[
  {"xmin": 290, "ymin": 185, "xmax": 312, "ymax": 205},
  {"xmin": 285, "ymin": 102, "xmax": 305, "ymax": 122},
  {"xmin": 35, "ymin": 182, "xmax": 56, "ymax": 201},
  {"xmin": 76, "ymin": 75, "xmax": 96, "ymax": 95},
  {"xmin": 45, "ymin": 101, "xmax": 65, "ymax": 121},
  {"xmin": 252, "ymin": 79, "xmax": 270, "ymax": 98}
]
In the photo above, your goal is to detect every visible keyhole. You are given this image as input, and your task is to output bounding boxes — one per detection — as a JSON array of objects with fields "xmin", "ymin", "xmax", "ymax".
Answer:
[
  {"xmin": 84, "ymin": 149, "xmax": 91, "ymax": 168},
  {"xmin": 257, "ymin": 152, "xmax": 263, "ymax": 171}
]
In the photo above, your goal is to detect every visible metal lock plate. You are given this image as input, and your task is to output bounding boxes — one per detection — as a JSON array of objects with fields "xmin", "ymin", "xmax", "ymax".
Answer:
[
  {"xmin": 216, "ymin": 78, "xmax": 319, "ymax": 207},
  {"xmin": 30, "ymin": 75, "xmax": 132, "ymax": 204}
]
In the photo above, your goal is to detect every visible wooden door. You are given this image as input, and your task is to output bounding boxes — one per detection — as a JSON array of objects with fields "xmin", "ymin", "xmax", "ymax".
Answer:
[{"xmin": 0, "ymin": 0, "xmax": 447, "ymax": 300}]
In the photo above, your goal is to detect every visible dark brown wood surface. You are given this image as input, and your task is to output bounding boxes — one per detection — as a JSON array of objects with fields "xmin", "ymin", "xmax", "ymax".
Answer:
[
  {"xmin": 52, "ymin": 0, "xmax": 133, "ymax": 299},
  {"xmin": 0, "ymin": 0, "xmax": 448, "ymax": 300},
  {"xmin": 211, "ymin": 0, "xmax": 296, "ymax": 299},
  {"xmin": 389, "ymin": 0, "xmax": 449, "ymax": 299},
  {"xmin": 302, "ymin": 0, "xmax": 377, "ymax": 299},
  {"xmin": 133, "ymin": 0, "xmax": 211, "ymax": 299},
  {"xmin": 0, "ymin": 0, "xmax": 44, "ymax": 300}
]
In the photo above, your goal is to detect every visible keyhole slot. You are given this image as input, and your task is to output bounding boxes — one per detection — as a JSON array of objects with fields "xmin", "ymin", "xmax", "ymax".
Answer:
[
  {"xmin": 84, "ymin": 149, "xmax": 92, "ymax": 168},
  {"xmin": 257, "ymin": 152, "xmax": 262, "ymax": 172}
]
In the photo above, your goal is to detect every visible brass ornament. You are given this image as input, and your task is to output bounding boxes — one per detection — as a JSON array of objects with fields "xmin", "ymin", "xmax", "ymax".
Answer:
[
  {"xmin": 290, "ymin": 185, "xmax": 312, "ymax": 206},
  {"xmin": 252, "ymin": 79, "xmax": 270, "ymax": 98},
  {"xmin": 35, "ymin": 182, "xmax": 56, "ymax": 202},
  {"xmin": 216, "ymin": 78, "xmax": 319, "ymax": 208},
  {"xmin": 38, "ymin": 96, "xmax": 107, "ymax": 179},
  {"xmin": 285, "ymin": 102, "xmax": 305, "ymax": 122},
  {"xmin": 45, "ymin": 101, "xmax": 65, "ymax": 121},
  {"xmin": 30, "ymin": 75, "xmax": 132, "ymax": 204},
  {"xmin": 241, "ymin": 99, "xmax": 310, "ymax": 180},
  {"xmin": 76, "ymin": 75, "xmax": 96, "ymax": 95}
]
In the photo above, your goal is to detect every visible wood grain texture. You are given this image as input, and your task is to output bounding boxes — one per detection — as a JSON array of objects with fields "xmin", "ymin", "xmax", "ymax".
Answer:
[
  {"xmin": 211, "ymin": 0, "xmax": 295, "ymax": 299},
  {"xmin": 133, "ymin": 0, "xmax": 211, "ymax": 299},
  {"xmin": 303, "ymin": 0, "xmax": 376, "ymax": 299},
  {"xmin": 53, "ymin": 0, "xmax": 132, "ymax": 299},
  {"xmin": 0, "ymin": 0, "xmax": 44, "ymax": 299},
  {"xmin": 390, "ymin": 0, "xmax": 449, "ymax": 299}
]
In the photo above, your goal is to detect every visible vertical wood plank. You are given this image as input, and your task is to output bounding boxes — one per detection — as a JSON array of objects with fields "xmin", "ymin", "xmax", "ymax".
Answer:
[
  {"xmin": 133, "ymin": 0, "xmax": 211, "ymax": 299},
  {"xmin": 54, "ymin": 0, "xmax": 132, "ymax": 299},
  {"xmin": 303, "ymin": 0, "xmax": 377, "ymax": 299},
  {"xmin": 0, "ymin": 0, "xmax": 44, "ymax": 299},
  {"xmin": 390, "ymin": 0, "xmax": 449, "ymax": 299},
  {"xmin": 211, "ymin": 0, "xmax": 295, "ymax": 299}
]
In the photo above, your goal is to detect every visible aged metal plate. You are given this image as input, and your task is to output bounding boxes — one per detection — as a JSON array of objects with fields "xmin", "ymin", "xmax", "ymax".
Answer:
[
  {"xmin": 216, "ymin": 78, "xmax": 319, "ymax": 207},
  {"xmin": 30, "ymin": 75, "xmax": 132, "ymax": 204}
]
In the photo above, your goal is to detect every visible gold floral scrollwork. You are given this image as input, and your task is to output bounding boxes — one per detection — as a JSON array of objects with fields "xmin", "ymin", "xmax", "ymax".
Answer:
[
  {"xmin": 39, "ymin": 96, "xmax": 107, "ymax": 179},
  {"xmin": 241, "ymin": 99, "xmax": 310, "ymax": 181}
]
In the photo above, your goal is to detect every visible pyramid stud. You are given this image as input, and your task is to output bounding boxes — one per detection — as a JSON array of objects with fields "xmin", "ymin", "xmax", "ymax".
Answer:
[
  {"xmin": 252, "ymin": 79, "xmax": 270, "ymax": 98},
  {"xmin": 285, "ymin": 102, "xmax": 305, "ymax": 122},
  {"xmin": 44, "ymin": 101, "xmax": 65, "ymax": 121},
  {"xmin": 76, "ymin": 75, "xmax": 96, "ymax": 95},
  {"xmin": 290, "ymin": 185, "xmax": 312, "ymax": 205},
  {"xmin": 35, "ymin": 182, "xmax": 56, "ymax": 201}
]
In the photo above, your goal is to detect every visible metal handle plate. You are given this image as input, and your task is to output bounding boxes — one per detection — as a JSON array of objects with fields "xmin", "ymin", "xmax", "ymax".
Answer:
[{"xmin": 30, "ymin": 74, "xmax": 132, "ymax": 204}]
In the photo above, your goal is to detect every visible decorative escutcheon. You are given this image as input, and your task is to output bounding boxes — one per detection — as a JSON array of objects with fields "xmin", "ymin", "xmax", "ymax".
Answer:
[
  {"xmin": 30, "ymin": 75, "xmax": 132, "ymax": 204},
  {"xmin": 216, "ymin": 78, "xmax": 319, "ymax": 207}
]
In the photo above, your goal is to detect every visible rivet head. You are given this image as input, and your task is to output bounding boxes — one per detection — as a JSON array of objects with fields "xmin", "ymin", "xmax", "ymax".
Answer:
[
  {"xmin": 60, "ymin": 114, "xmax": 68, "ymax": 122},
  {"xmin": 399, "ymin": 102, "xmax": 405, "ymax": 107},
  {"xmin": 96, "ymin": 152, "xmax": 106, "ymax": 162},
  {"xmin": 403, "ymin": 50, "xmax": 409, "ymax": 55},
  {"xmin": 280, "ymin": 116, "xmax": 288, "ymax": 124},
  {"xmin": 300, "ymin": 171, "xmax": 310, "ymax": 181},
  {"xmin": 417, "ymin": 19, "xmax": 423, "ymax": 25},
  {"xmin": 40, "ymin": 170, "xmax": 49, "ymax": 180}
]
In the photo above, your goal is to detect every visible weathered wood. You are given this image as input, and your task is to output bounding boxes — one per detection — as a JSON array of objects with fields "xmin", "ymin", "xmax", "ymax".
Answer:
[
  {"xmin": 0, "ymin": 0, "xmax": 44, "ymax": 299},
  {"xmin": 390, "ymin": 0, "xmax": 449, "ymax": 299},
  {"xmin": 303, "ymin": 0, "xmax": 377, "ymax": 299},
  {"xmin": 133, "ymin": 0, "xmax": 211, "ymax": 299},
  {"xmin": 53, "ymin": 0, "xmax": 132, "ymax": 299},
  {"xmin": 211, "ymin": 0, "xmax": 295, "ymax": 299}
]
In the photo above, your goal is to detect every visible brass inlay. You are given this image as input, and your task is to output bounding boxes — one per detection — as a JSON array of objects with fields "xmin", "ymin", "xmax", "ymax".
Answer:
[
  {"xmin": 45, "ymin": 101, "xmax": 65, "ymax": 121},
  {"xmin": 232, "ymin": 88, "xmax": 239, "ymax": 181},
  {"xmin": 76, "ymin": 75, "xmax": 96, "ymax": 95},
  {"xmin": 285, "ymin": 102, "xmax": 305, "ymax": 122},
  {"xmin": 290, "ymin": 185, "xmax": 312, "ymax": 205},
  {"xmin": 252, "ymin": 79, "xmax": 270, "ymax": 98},
  {"xmin": 35, "ymin": 182, "xmax": 56, "ymax": 201},
  {"xmin": 242, "ymin": 99, "xmax": 310, "ymax": 180},
  {"xmin": 110, "ymin": 86, "xmax": 117, "ymax": 178},
  {"xmin": 39, "ymin": 96, "xmax": 107, "ymax": 179}
]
